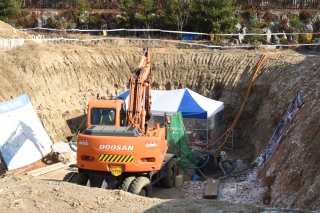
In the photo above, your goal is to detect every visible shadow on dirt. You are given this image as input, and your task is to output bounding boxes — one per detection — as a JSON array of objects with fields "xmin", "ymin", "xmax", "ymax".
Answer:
[{"xmin": 66, "ymin": 114, "xmax": 87, "ymax": 135}]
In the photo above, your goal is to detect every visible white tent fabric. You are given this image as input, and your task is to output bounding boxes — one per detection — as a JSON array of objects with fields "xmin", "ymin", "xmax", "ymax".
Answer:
[{"xmin": 116, "ymin": 88, "xmax": 224, "ymax": 119}]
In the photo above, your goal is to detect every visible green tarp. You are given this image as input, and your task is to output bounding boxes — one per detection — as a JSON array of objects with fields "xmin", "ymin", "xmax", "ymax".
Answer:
[{"xmin": 167, "ymin": 112, "xmax": 198, "ymax": 167}]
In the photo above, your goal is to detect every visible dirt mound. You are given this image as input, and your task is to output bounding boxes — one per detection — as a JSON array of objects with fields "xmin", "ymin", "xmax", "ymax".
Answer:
[
  {"xmin": 0, "ymin": 174, "xmax": 305, "ymax": 213},
  {"xmin": 0, "ymin": 21, "xmax": 29, "ymax": 39}
]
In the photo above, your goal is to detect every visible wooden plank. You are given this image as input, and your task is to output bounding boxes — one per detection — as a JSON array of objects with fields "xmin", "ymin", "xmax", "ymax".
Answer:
[
  {"xmin": 26, "ymin": 160, "xmax": 76, "ymax": 176},
  {"xmin": 26, "ymin": 163, "xmax": 64, "ymax": 176},
  {"xmin": 203, "ymin": 179, "xmax": 219, "ymax": 199},
  {"xmin": 31, "ymin": 164, "xmax": 69, "ymax": 177}
]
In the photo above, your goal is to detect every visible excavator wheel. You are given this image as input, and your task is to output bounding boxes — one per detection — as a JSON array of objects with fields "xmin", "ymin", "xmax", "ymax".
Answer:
[
  {"xmin": 69, "ymin": 173, "xmax": 89, "ymax": 186},
  {"xmin": 162, "ymin": 159, "xmax": 177, "ymax": 188},
  {"xmin": 128, "ymin": 177, "xmax": 152, "ymax": 197},
  {"xmin": 62, "ymin": 172, "xmax": 76, "ymax": 182},
  {"xmin": 121, "ymin": 176, "xmax": 136, "ymax": 191}
]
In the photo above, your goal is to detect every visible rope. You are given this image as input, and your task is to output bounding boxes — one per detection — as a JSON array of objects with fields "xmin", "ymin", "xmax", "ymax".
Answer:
[{"xmin": 203, "ymin": 50, "xmax": 278, "ymax": 152}]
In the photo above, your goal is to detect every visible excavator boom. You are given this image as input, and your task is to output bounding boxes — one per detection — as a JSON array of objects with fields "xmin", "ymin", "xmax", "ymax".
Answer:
[{"xmin": 127, "ymin": 48, "xmax": 152, "ymax": 132}]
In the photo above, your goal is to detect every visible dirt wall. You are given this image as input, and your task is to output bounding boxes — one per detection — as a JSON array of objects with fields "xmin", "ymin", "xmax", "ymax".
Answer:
[{"xmin": 0, "ymin": 40, "xmax": 320, "ymax": 210}]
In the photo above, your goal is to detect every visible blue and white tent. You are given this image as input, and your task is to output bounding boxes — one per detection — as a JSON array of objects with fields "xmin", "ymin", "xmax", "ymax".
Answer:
[{"xmin": 115, "ymin": 88, "xmax": 224, "ymax": 119}]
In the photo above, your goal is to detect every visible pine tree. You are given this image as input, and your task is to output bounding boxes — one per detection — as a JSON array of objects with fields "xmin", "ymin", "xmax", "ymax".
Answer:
[
  {"xmin": 117, "ymin": 0, "xmax": 135, "ymax": 28},
  {"xmin": 0, "ymin": 0, "xmax": 21, "ymax": 22},
  {"xmin": 135, "ymin": 0, "xmax": 157, "ymax": 30},
  {"xmin": 189, "ymin": 0, "xmax": 239, "ymax": 34},
  {"xmin": 163, "ymin": 0, "xmax": 190, "ymax": 32}
]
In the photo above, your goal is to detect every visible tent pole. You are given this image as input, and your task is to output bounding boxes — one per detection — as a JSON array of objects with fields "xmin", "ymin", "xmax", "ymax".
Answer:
[{"xmin": 206, "ymin": 118, "xmax": 209, "ymax": 148}]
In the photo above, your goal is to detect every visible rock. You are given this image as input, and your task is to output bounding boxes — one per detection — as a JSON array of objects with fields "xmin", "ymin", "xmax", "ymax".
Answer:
[
  {"xmin": 301, "ymin": 23, "xmax": 313, "ymax": 32},
  {"xmin": 282, "ymin": 14, "xmax": 287, "ymax": 21},
  {"xmin": 265, "ymin": 28, "xmax": 272, "ymax": 43},
  {"xmin": 235, "ymin": 23, "xmax": 242, "ymax": 33},
  {"xmin": 270, "ymin": 22, "xmax": 282, "ymax": 32},
  {"xmin": 34, "ymin": 19, "xmax": 42, "ymax": 28},
  {"xmin": 272, "ymin": 35, "xmax": 280, "ymax": 44}
]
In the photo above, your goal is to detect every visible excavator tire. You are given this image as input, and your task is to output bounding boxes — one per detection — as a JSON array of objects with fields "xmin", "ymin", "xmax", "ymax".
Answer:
[
  {"xmin": 69, "ymin": 173, "xmax": 89, "ymax": 186},
  {"xmin": 128, "ymin": 177, "xmax": 152, "ymax": 197},
  {"xmin": 62, "ymin": 172, "xmax": 76, "ymax": 182},
  {"xmin": 121, "ymin": 176, "xmax": 136, "ymax": 191},
  {"xmin": 162, "ymin": 159, "xmax": 177, "ymax": 188}
]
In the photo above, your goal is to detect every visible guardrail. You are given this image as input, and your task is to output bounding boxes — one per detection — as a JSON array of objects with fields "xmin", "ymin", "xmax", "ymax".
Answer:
[{"xmin": 1, "ymin": 28, "xmax": 320, "ymax": 49}]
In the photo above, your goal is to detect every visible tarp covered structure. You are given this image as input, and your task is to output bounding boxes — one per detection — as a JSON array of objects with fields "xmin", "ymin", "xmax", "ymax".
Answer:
[
  {"xmin": 0, "ymin": 94, "xmax": 52, "ymax": 170},
  {"xmin": 116, "ymin": 88, "xmax": 225, "ymax": 151},
  {"xmin": 116, "ymin": 88, "xmax": 224, "ymax": 119}
]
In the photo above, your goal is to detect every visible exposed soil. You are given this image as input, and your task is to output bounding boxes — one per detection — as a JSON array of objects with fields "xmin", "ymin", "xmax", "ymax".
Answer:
[{"xmin": 1, "ymin": 20, "xmax": 320, "ymax": 212}]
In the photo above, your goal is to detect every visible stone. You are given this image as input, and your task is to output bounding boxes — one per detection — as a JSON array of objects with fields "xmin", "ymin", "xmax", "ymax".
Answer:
[
  {"xmin": 301, "ymin": 23, "xmax": 313, "ymax": 32},
  {"xmin": 282, "ymin": 14, "xmax": 287, "ymax": 21},
  {"xmin": 235, "ymin": 23, "xmax": 242, "ymax": 33},
  {"xmin": 270, "ymin": 22, "xmax": 282, "ymax": 33},
  {"xmin": 242, "ymin": 26, "xmax": 246, "ymax": 34},
  {"xmin": 238, "ymin": 34, "xmax": 244, "ymax": 44},
  {"xmin": 265, "ymin": 28, "xmax": 272, "ymax": 43},
  {"xmin": 34, "ymin": 19, "xmax": 42, "ymax": 28},
  {"xmin": 272, "ymin": 35, "xmax": 280, "ymax": 44}
]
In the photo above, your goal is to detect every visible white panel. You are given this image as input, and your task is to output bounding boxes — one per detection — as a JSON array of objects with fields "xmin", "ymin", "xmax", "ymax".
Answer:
[
  {"xmin": 0, "ymin": 95, "xmax": 52, "ymax": 170},
  {"xmin": 150, "ymin": 89, "xmax": 185, "ymax": 116},
  {"xmin": 187, "ymin": 89, "xmax": 224, "ymax": 118}
]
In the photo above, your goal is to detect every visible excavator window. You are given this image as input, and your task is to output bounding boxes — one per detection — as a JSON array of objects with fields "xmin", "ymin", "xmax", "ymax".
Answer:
[
  {"xmin": 90, "ymin": 108, "xmax": 116, "ymax": 125},
  {"xmin": 120, "ymin": 103, "xmax": 127, "ymax": 126}
]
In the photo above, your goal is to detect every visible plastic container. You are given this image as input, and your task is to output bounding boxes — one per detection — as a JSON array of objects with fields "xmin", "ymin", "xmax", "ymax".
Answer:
[{"xmin": 175, "ymin": 174, "xmax": 183, "ymax": 187}]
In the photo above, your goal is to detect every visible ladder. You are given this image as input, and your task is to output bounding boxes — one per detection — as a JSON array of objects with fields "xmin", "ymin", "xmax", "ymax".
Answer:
[{"xmin": 223, "ymin": 129, "xmax": 234, "ymax": 152}]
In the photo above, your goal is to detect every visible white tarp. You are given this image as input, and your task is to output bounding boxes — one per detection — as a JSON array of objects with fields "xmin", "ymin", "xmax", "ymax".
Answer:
[
  {"xmin": 0, "ymin": 94, "xmax": 52, "ymax": 170},
  {"xmin": 116, "ymin": 88, "xmax": 224, "ymax": 119}
]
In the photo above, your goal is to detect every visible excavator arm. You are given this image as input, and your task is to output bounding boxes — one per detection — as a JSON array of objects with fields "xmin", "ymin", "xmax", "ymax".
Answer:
[{"xmin": 127, "ymin": 48, "xmax": 152, "ymax": 133}]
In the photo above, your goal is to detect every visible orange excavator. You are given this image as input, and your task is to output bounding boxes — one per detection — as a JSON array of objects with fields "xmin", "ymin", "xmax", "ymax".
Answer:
[{"xmin": 64, "ymin": 48, "xmax": 177, "ymax": 197}]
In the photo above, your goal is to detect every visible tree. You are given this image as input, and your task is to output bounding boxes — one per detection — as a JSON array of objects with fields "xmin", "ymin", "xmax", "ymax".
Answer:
[
  {"xmin": 289, "ymin": 17, "xmax": 301, "ymax": 29},
  {"xmin": 0, "ymin": 0, "xmax": 21, "ymax": 22},
  {"xmin": 163, "ymin": 0, "xmax": 190, "ymax": 32},
  {"xmin": 77, "ymin": 0, "xmax": 91, "ymax": 12},
  {"xmin": 189, "ymin": 0, "xmax": 239, "ymax": 34},
  {"xmin": 77, "ymin": 0, "xmax": 91, "ymax": 26},
  {"xmin": 135, "ymin": 0, "xmax": 157, "ymax": 30},
  {"xmin": 117, "ymin": 0, "xmax": 136, "ymax": 28}
]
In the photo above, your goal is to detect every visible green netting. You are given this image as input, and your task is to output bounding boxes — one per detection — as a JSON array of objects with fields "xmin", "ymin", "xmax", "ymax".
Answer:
[{"xmin": 167, "ymin": 112, "xmax": 198, "ymax": 167}]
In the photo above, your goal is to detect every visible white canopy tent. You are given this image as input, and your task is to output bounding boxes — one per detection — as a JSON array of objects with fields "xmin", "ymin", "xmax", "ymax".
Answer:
[
  {"xmin": 116, "ymin": 88, "xmax": 224, "ymax": 150},
  {"xmin": 116, "ymin": 88, "xmax": 224, "ymax": 119}
]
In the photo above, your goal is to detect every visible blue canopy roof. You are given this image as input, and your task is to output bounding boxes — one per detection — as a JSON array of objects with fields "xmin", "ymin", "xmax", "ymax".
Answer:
[{"xmin": 115, "ymin": 88, "xmax": 224, "ymax": 119}]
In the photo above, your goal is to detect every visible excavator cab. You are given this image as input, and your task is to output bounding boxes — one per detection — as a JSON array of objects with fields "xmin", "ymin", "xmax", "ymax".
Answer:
[
  {"xmin": 90, "ymin": 108, "xmax": 116, "ymax": 125},
  {"xmin": 85, "ymin": 99, "xmax": 126, "ymax": 128}
]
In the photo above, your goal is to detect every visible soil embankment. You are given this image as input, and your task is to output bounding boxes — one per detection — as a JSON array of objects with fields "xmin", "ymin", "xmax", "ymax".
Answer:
[{"xmin": 0, "ymin": 35, "xmax": 320, "ymax": 210}]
